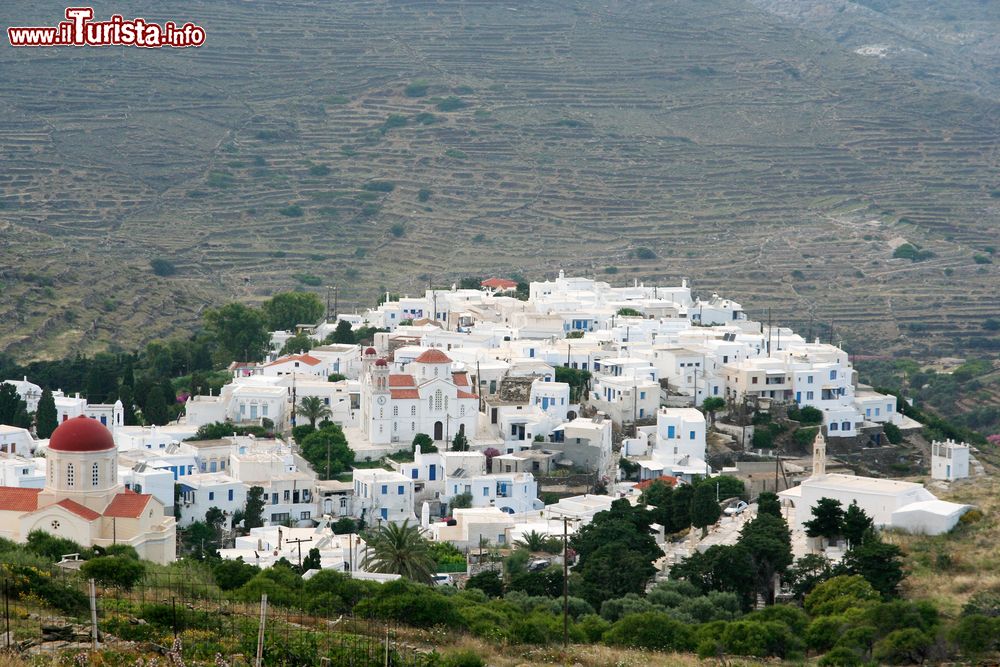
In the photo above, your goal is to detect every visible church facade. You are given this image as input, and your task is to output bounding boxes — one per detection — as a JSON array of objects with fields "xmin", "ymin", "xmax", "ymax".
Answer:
[
  {"xmin": 359, "ymin": 348, "xmax": 479, "ymax": 446},
  {"xmin": 0, "ymin": 416, "xmax": 176, "ymax": 563}
]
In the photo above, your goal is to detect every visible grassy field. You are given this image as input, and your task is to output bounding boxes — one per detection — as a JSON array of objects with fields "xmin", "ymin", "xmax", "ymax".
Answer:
[
  {"xmin": 0, "ymin": 0, "xmax": 997, "ymax": 360},
  {"xmin": 889, "ymin": 474, "xmax": 1000, "ymax": 618}
]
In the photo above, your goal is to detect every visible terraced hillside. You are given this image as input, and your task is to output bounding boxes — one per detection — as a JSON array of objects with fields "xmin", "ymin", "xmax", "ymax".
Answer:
[{"xmin": 0, "ymin": 0, "xmax": 997, "ymax": 359}]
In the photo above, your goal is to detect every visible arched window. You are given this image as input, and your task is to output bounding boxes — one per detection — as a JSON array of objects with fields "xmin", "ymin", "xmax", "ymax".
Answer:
[
  {"xmin": 434, "ymin": 390, "xmax": 443, "ymax": 411},
  {"xmin": 92, "ymin": 462, "xmax": 100, "ymax": 487},
  {"xmin": 393, "ymin": 405, "xmax": 399, "ymax": 417},
  {"xmin": 444, "ymin": 395, "xmax": 449, "ymax": 411},
  {"xmin": 379, "ymin": 407, "xmax": 384, "ymax": 419},
  {"xmin": 410, "ymin": 405, "xmax": 416, "ymax": 416},
  {"xmin": 428, "ymin": 395, "xmax": 433, "ymax": 411},
  {"xmin": 66, "ymin": 463, "xmax": 75, "ymax": 487}
]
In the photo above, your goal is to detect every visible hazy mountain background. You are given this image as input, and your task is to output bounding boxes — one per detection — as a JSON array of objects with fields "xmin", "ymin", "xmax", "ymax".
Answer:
[{"xmin": 0, "ymin": 0, "xmax": 997, "ymax": 360}]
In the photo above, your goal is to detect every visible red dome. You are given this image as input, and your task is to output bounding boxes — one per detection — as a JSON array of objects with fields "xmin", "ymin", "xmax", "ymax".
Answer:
[
  {"xmin": 414, "ymin": 349, "xmax": 452, "ymax": 364},
  {"xmin": 48, "ymin": 416, "xmax": 115, "ymax": 453},
  {"xmin": 364, "ymin": 347, "xmax": 377, "ymax": 356},
  {"xmin": 374, "ymin": 358, "xmax": 388, "ymax": 367}
]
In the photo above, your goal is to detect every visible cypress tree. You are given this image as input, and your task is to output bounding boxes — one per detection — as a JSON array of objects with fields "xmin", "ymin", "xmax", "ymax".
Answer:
[{"xmin": 35, "ymin": 388, "xmax": 58, "ymax": 439}]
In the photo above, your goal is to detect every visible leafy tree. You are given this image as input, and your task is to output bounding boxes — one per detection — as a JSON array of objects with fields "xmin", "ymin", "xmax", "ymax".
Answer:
[
  {"xmin": 142, "ymin": 385, "xmax": 169, "ymax": 426},
  {"xmin": 0, "ymin": 384, "xmax": 31, "ymax": 429},
  {"xmin": 804, "ymin": 575, "xmax": 881, "ymax": 617},
  {"xmin": 213, "ymin": 558, "xmax": 259, "ymax": 590},
  {"xmin": 299, "ymin": 424, "xmax": 354, "ymax": 479},
  {"xmin": 118, "ymin": 384, "xmax": 138, "ymax": 426},
  {"xmin": 671, "ymin": 484, "xmax": 694, "ymax": 531},
  {"xmin": 840, "ymin": 539, "xmax": 905, "ymax": 599},
  {"xmin": 243, "ymin": 486, "xmax": 265, "ymax": 530},
  {"xmin": 262, "ymin": 291, "xmax": 324, "ymax": 330},
  {"xmin": 738, "ymin": 514, "xmax": 793, "ymax": 605},
  {"xmin": 361, "ymin": 520, "xmax": 435, "ymax": 584},
  {"xmin": 951, "ymin": 614, "xmax": 1000, "ymax": 657},
  {"xmin": 450, "ymin": 492, "xmax": 472, "ymax": 509},
  {"xmin": 575, "ymin": 542, "xmax": 657, "ymax": 607},
  {"xmin": 301, "ymin": 547, "xmax": 322, "ymax": 572},
  {"xmin": 757, "ymin": 491, "xmax": 782, "ymax": 518},
  {"xmin": 483, "ymin": 447, "xmax": 500, "ymax": 472},
  {"xmin": 297, "ymin": 395, "xmax": 332, "ymax": 428},
  {"xmin": 331, "ymin": 517, "xmax": 357, "ymax": 534},
  {"xmin": 804, "ymin": 497, "xmax": 845, "ymax": 543},
  {"xmin": 25, "ymin": 530, "xmax": 89, "ymax": 561},
  {"xmin": 279, "ymin": 332, "xmax": 315, "ymax": 355},
  {"xmin": 701, "ymin": 397, "xmax": 726, "ymax": 424},
  {"xmin": 328, "ymin": 320, "xmax": 355, "ymax": 344},
  {"xmin": 787, "ymin": 553, "xmax": 833, "ymax": 600},
  {"xmin": 450, "ymin": 430, "xmax": 469, "ymax": 451},
  {"xmin": 185, "ymin": 521, "xmax": 218, "ymax": 559},
  {"xmin": 411, "ymin": 432, "xmax": 437, "ymax": 453},
  {"xmin": 690, "ymin": 483, "xmax": 722, "ymax": 537},
  {"xmin": 203, "ymin": 302, "xmax": 269, "ymax": 364},
  {"xmin": 81, "ymin": 556, "xmax": 145, "ymax": 590},
  {"xmin": 35, "ymin": 388, "xmax": 58, "ymax": 438},
  {"xmin": 465, "ymin": 570, "xmax": 504, "ymax": 598},
  {"xmin": 639, "ymin": 479, "xmax": 673, "ymax": 528},
  {"xmin": 796, "ymin": 405, "xmax": 823, "ymax": 425},
  {"xmin": 670, "ymin": 544, "xmax": 757, "ymax": 610},
  {"xmin": 616, "ymin": 307, "xmax": 642, "ymax": 317},
  {"xmin": 842, "ymin": 501, "xmax": 874, "ymax": 547}
]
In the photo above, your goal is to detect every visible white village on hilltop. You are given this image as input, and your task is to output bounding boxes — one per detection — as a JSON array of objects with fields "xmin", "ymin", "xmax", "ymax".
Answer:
[{"xmin": 0, "ymin": 272, "xmax": 977, "ymax": 572}]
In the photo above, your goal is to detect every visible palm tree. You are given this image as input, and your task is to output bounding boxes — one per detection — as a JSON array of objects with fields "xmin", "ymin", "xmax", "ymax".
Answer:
[
  {"xmin": 514, "ymin": 530, "xmax": 547, "ymax": 552},
  {"xmin": 361, "ymin": 519, "xmax": 435, "ymax": 584},
  {"xmin": 297, "ymin": 396, "xmax": 331, "ymax": 428}
]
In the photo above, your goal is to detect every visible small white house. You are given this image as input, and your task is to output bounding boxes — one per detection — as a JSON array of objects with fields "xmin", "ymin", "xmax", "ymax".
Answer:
[
  {"xmin": 352, "ymin": 469, "xmax": 416, "ymax": 525},
  {"xmin": 931, "ymin": 439, "xmax": 970, "ymax": 482}
]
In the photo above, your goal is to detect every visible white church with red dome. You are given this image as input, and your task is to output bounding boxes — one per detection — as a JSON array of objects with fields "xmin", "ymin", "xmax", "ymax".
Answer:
[
  {"xmin": 359, "ymin": 347, "xmax": 479, "ymax": 447},
  {"xmin": 0, "ymin": 416, "xmax": 176, "ymax": 563}
]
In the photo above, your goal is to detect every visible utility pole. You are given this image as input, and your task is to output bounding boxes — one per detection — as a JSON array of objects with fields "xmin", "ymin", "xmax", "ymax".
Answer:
[
  {"xmin": 562, "ymin": 516, "xmax": 570, "ymax": 648},
  {"xmin": 285, "ymin": 536, "xmax": 313, "ymax": 570},
  {"xmin": 326, "ymin": 286, "xmax": 332, "ymax": 321},
  {"xmin": 291, "ymin": 378, "xmax": 297, "ymax": 430}
]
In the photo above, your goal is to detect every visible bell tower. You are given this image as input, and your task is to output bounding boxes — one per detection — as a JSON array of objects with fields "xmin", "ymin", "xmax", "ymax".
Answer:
[{"xmin": 811, "ymin": 429, "xmax": 827, "ymax": 479}]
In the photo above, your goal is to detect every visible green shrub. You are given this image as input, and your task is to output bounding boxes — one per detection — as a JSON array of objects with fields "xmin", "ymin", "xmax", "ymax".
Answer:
[
  {"xmin": 364, "ymin": 181, "xmax": 395, "ymax": 193},
  {"xmin": 390, "ymin": 223, "xmax": 406, "ymax": 238},
  {"xmin": 436, "ymin": 96, "xmax": 466, "ymax": 111},
  {"xmin": 458, "ymin": 603, "xmax": 513, "ymax": 642},
  {"xmin": 872, "ymin": 628, "xmax": 933, "ymax": 665},
  {"xmin": 404, "ymin": 81, "xmax": 429, "ymax": 97},
  {"xmin": 576, "ymin": 613, "xmax": 611, "ymax": 643},
  {"xmin": 804, "ymin": 575, "xmax": 881, "ymax": 617},
  {"xmin": 818, "ymin": 646, "xmax": 864, "ymax": 667},
  {"xmin": 441, "ymin": 649, "xmax": 485, "ymax": 667},
  {"xmin": 279, "ymin": 204, "xmax": 304, "ymax": 217},
  {"xmin": 355, "ymin": 579, "xmax": 461, "ymax": 628},
  {"xmin": 721, "ymin": 620, "xmax": 802, "ymax": 658},
  {"xmin": 604, "ymin": 612, "xmax": 697, "ymax": 652},
  {"xmin": 950, "ymin": 614, "xmax": 1000, "ymax": 656},
  {"xmin": 150, "ymin": 258, "xmax": 177, "ymax": 277},
  {"xmin": 81, "ymin": 556, "xmax": 145, "ymax": 590}
]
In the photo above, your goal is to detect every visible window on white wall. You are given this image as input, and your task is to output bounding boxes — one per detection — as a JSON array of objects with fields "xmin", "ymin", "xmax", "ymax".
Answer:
[
  {"xmin": 67, "ymin": 463, "xmax": 75, "ymax": 487},
  {"xmin": 92, "ymin": 463, "xmax": 99, "ymax": 487}
]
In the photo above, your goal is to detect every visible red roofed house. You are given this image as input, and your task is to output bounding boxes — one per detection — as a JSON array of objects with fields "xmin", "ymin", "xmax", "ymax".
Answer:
[
  {"xmin": 262, "ymin": 353, "xmax": 324, "ymax": 378},
  {"xmin": 360, "ymin": 348, "xmax": 479, "ymax": 447},
  {"xmin": 0, "ymin": 416, "xmax": 176, "ymax": 563},
  {"xmin": 481, "ymin": 278, "xmax": 518, "ymax": 292}
]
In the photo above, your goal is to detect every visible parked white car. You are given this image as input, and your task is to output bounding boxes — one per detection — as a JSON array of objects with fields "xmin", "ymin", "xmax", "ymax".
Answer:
[{"xmin": 723, "ymin": 500, "xmax": 749, "ymax": 516}]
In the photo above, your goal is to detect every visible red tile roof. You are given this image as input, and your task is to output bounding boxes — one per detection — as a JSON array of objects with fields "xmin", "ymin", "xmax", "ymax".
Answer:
[
  {"xmin": 390, "ymin": 389, "xmax": 421, "ymax": 400},
  {"xmin": 389, "ymin": 374, "xmax": 416, "ymax": 387},
  {"xmin": 265, "ymin": 354, "xmax": 321, "ymax": 367},
  {"xmin": 634, "ymin": 476, "xmax": 679, "ymax": 490},
  {"xmin": 452, "ymin": 373, "xmax": 469, "ymax": 387},
  {"xmin": 481, "ymin": 278, "xmax": 518, "ymax": 289},
  {"xmin": 0, "ymin": 487, "xmax": 41, "ymax": 512},
  {"xmin": 413, "ymin": 349, "xmax": 451, "ymax": 364},
  {"xmin": 104, "ymin": 492, "xmax": 152, "ymax": 518},
  {"xmin": 55, "ymin": 498, "xmax": 101, "ymax": 521},
  {"xmin": 457, "ymin": 391, "xmax": 479, "ymax": 400}
]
